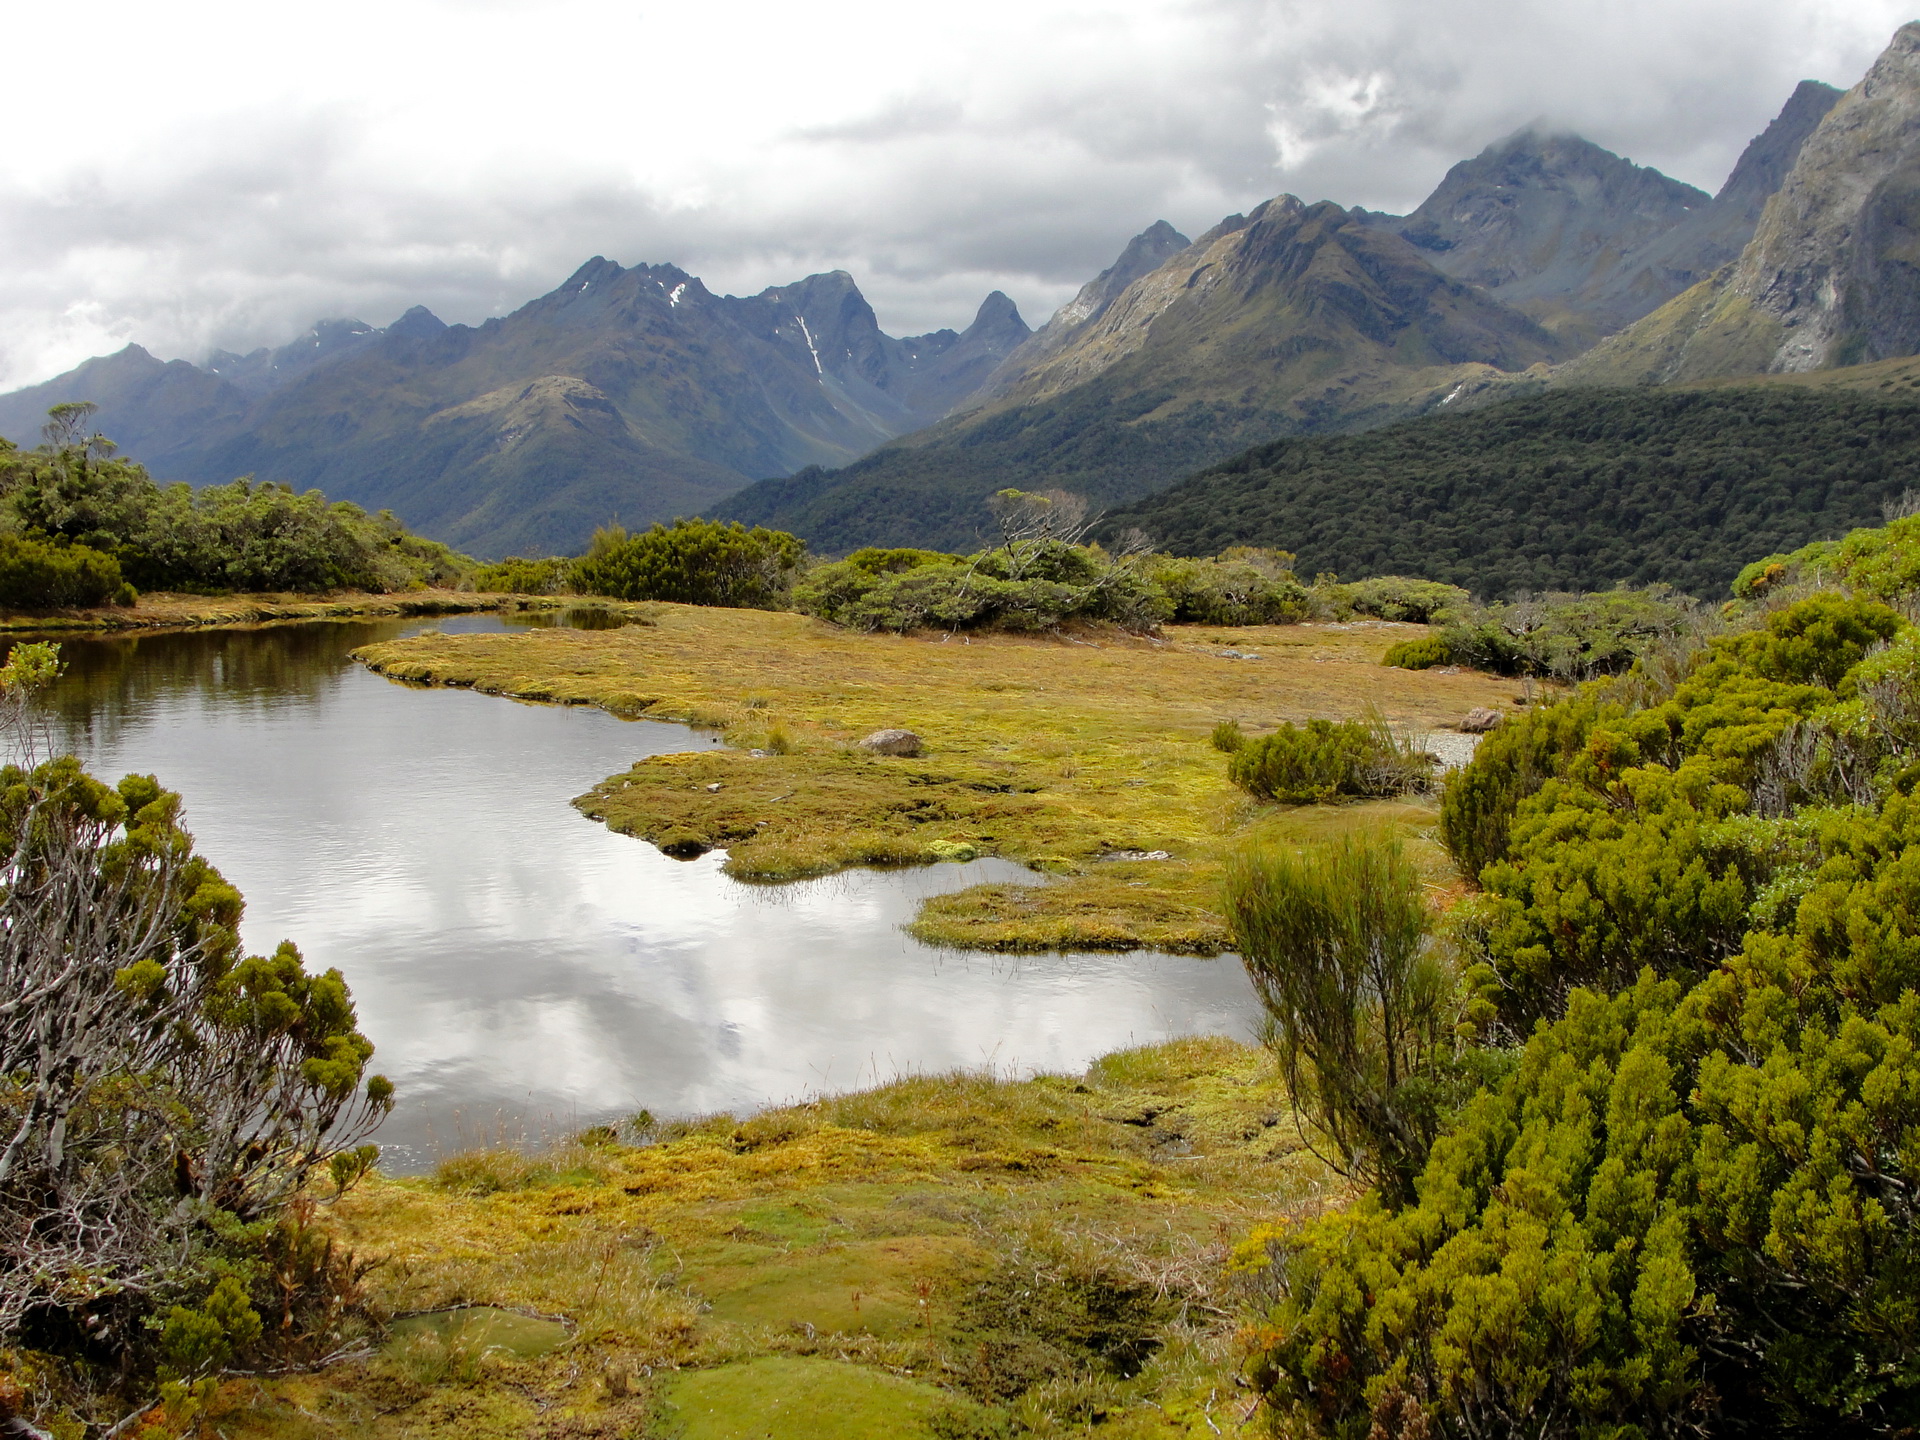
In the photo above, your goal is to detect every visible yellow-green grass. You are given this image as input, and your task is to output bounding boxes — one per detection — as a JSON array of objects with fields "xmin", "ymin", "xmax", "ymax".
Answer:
[
  {"xmin": 352, "ymin": 606, "xmax": 1511, "ymax": 952},
  {"xmin": 193, "ymin": 1038, "xmax": 1330, "ymax": 1440},
  {"xmin": 0, "ymin": 589, "xmax": 642, "ymax": 633}
]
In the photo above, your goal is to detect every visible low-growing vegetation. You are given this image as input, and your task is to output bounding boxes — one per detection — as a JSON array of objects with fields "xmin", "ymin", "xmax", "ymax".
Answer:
[
  {"xmin": 1226, "ymin": 714, "xmax": 1431, "ymax": 804},
  {"xmin": 353, "ymin": 606, "xmax": 1506, "ymax": 950},
  {"xmin": 1383, "ymin": 582, "xmax": 1704, "ymax": 678}
]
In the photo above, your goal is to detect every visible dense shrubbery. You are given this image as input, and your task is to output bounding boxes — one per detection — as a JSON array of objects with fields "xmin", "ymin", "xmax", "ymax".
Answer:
[
  {"xmin": 1240, "ymin": 571, "xmax": 1920, "ymax": 1436},
  {"xmin": 1146, "ymin": 548, "xmax": 1311, "ymax": 624},
  {"xmin": 0, "ymin": 405, "xmax": 469, "ymax": 602},
  {"xmin": 1227, "ymin": 716, "xmax": 1431, "ymax": 804},
  {"xmin": 572, "ymin": 518, "xmax": 805, "ymax": 608},
  {"xmin": 1384, "ymin": 584, "xmax": 1702, "ymax": 678},
  {"xmin": 793, "ymin": 539, "xmax": 1170, "ymax": 632},
  {"xmin": 0, "ymin": 535, "xmax": 126, "ymax": 609},
  {"xmin": 472, "ymin": 555, "xmax": 574, "ymax": 594},
  {"xmin": 1109, "ymin": 387, "xmax": 1920, "ymax": 597}
]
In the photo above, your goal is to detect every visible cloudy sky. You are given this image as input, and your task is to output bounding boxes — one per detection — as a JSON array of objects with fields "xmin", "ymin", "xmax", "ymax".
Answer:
[{"xmin": 0, "ymin": 0, "xmax": 1907, "ymax": 391}]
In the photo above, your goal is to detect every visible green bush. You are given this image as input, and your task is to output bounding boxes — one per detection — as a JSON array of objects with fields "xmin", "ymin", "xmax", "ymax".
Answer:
[
  {"xmin": 1147, "ymin": 548, "xmax": 1310, "ymax": 624},
  {"xmin": 794, "ymin": 540, "xmax": 1170, "ymax": 633},
  {"xmin": 1431, "ymin": 585, "xmax": 1700, "ymax": 679},
  {"xmin": 572, "ymin": 518, "xmax": 805, "ymax": 607},
  {"xmin": 0, "ymin": 414, "xmax": 470, "ymax": 595},
  {"xmin": 1342, "ymin": 574, "xmax": 1468, "ymax": 623},
  {"xmin": 1245, "ymin": 566, "xmax": 1920, "ymax": 1437},
  {"xmin": 1227, "ymin": 715, "xmax": 1430, "ymax": 804},
  {"xmin": 473, "ymin": 555, "xmax": 572, "ymax": 594},
  {"xmin": 1210, "ymin": 719, "xmax": 1246, "ymax": 753},
  {"xmin": 1381, "ymin": 634, "xmax": 1453, "ymax": 669},
  {"xmin": 0, "ymin": 533, "xmax": 123, "ymax": 609}
]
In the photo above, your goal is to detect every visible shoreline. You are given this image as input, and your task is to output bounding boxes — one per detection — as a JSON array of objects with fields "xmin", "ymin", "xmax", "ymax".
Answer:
[
  {"xmin": 351, "ymin": 605, "xmax": 1509, "ymax": 953},
  {"xmin": 0, "ymin": 588, "xmax": 644, "ymax": 635}
]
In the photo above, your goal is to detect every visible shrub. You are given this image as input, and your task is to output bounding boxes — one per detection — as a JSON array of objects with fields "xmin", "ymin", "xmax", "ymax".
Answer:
[
  {"xmin": 1227, "ymin": 714, "xmax": 1430, "ymax": 804},
  {"xmin": 1432, "ymin": 585, "xmax": 1701, "ymax": 679},
  {"xmin": 572, "ymin": 518, "xmax": 805, "ymax": 607},
  {"xmin": 1148, "ymin": 548, "xmax": 1309, "ymax": 624},
  {"xmin": 1342, "ymin": 574, "xmax": 1468, "ymax": 623},
  {"xmin": 1210, "ymin": 719, "xmax": 1245, "ymax": 753},
  {"xmin": 0, "ymin": 533, "xmax": 123, "ymax": 609},
  {"xmin": 794, "ymin": 541, "xmax": 1170, "ymax": 634},
  {"xmin": 1381, "ymin": 633, "xmax": 1453, "ymax": 669},
  {"xmin": 473, "ymin": 555, "xmax": 573, "ymax": 594},
  {"xmin": 1224, "ymin": 833, "xmax": 1462, "ymax": 1204}
]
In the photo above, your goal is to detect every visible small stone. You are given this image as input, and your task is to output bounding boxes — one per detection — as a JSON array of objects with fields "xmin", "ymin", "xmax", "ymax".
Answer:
[
  {"xmin": 705, "ymin": 781, "xmax": 723, "ymax": 791},
  {"xmin": 858, "ymin": 728, "xmax": 923, "ymax": 756},
  {"xmin": 1460, "ymin": 707, "xmax": 1505, "ymax": 734}
]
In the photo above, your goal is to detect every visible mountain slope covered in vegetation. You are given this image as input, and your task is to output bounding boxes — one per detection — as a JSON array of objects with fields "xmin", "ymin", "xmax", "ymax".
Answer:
[{"xmin": 1102, "ymin": 386, "xmax": 1920, "ymax": 596}]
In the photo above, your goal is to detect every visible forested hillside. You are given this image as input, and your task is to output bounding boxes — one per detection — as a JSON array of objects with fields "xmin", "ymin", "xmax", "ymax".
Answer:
[{"xmin": 1103, "ymin": 387, "xmax": 1920, "ymax": 596}]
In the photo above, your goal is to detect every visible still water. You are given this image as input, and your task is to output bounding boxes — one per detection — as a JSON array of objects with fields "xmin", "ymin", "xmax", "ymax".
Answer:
[{"xmin": 33, "ymin": 614, "xmax": 1261, "ymax": 1167}]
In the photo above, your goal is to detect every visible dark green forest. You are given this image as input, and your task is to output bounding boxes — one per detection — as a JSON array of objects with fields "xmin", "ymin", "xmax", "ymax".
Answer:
[
  {"xmin": 716, "ymin": 378, "xmax": 1283, "ymax": 554},
  {"xmin": 1104, "ymin": 387, "xmax": 1920, "ymax": 597}
]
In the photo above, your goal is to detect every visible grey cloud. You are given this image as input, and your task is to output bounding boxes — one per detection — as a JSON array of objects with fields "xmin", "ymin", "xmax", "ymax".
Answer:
[{"xmin": 0, "ymin": 0, "xmax": 1909, "ymax": 389}]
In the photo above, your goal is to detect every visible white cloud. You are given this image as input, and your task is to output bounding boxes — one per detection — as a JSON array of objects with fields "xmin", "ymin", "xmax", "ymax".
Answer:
[{"xmin": 0, "ymin": 0, "xmax": 1908, "ymax": 389}]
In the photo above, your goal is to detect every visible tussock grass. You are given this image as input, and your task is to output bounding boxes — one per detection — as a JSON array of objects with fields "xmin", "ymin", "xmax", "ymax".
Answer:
[{"xmin": 353, "ymin": 607, "xmax": 1510, "ymax": 951}]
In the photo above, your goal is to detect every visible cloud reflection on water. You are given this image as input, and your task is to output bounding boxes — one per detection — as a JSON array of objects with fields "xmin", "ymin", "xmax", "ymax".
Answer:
[{"xmin": 39, "ymin": 616, "xmax": 1260, "ymax": 1167}]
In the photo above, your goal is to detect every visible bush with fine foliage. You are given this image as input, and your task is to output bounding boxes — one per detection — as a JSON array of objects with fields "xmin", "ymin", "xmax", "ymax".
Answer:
[
  {"xmin": 794, "ymin": 540, "xmax": 1169, "ymax": 633},
  {"xmin": 473, "ymin": 555, "xmax": 573, "ymax": 594},
  {"xmin": 0, "ymin": 644, "xmax": 391, "ymax": 1382},
  {"xmin": 1146, "ymin": 547, "xmax": 1310, "ymax": 624},
  {"xmin": 1386, "ymin": 585, "xmax": 1701, "ymax": 678},
  {"xmin": 1244, "ymin": 570, "xmax": 1920, "ymax": 1437},
  {"xmin": 572, "ymin": 518, "xmax": 805, "ymax": 607},
  {"xmin": 1337, "ymin": 574, "xmax": 1468, "ymax": 623},
  {"xmin": 0, "ymin": 534, "xmax": 124, "ymax": 608},
  {"xmin": 1227, "ymin": 715, "xmax": 1430, "ymax": 804}
]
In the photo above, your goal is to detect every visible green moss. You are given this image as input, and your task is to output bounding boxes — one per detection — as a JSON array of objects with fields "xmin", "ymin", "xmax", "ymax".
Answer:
[{"xmin": 661, "ymin": 1356, "xmax": 991, "ymax": 1440}]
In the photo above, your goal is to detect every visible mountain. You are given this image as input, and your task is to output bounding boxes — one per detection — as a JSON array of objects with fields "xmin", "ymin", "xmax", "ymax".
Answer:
[
  {"xmin": 716, "ymin": 201, "xmax": 1571, "ymax": 552},
  {"xmin": 1359, "ymin": 83, "xmax": 1840, "ymax": 347},
  {"xmin": 1099, "ymin": 386, "xmax": 1920, "ymax": 597},
  {"xmin": 1564, "ymin": 26, "xmax": 1920, "ymax": 384},
  {"xmin": 965, "ymin": 219, "xmax": 1192, "ymax": 403},
  {"xmin": 0, "ymin": 263, "xmax": 1029, "ymax": 557}
]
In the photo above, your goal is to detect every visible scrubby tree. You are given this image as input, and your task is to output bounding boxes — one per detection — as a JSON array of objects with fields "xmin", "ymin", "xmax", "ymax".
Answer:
[
  {"xmin": 1225, "ymin": 834, "xmax": 1461, "ymax": 1205},
  {"xmin": 0, "ymin": 644, "xmax": 390, "ymax": 1345}
]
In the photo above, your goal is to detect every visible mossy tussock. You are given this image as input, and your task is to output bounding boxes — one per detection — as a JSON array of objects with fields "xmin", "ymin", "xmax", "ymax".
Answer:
[
  {"xmin": 179, "ymin": 1039, "xmax": 1327, "ymax": 1440},
  {"xmin": 352, "ymin": 605, "xmax": 1510, "ymax": 952}
]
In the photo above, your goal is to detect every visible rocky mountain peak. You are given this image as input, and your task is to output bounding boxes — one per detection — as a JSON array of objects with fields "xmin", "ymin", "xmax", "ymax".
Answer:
[
  {"xmin": 1727, "ymin": 22, "xmax": 1920, "ymax": 369},
  {"xmin": 1716, "ymin": 79, "xmax": 1845, "ymax": 210}
]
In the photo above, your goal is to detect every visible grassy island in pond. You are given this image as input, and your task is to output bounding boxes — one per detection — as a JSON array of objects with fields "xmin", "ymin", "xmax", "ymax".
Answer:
[{"xmin": 351, "ymin": 605, "xmax": 1512, "ymax": 952}]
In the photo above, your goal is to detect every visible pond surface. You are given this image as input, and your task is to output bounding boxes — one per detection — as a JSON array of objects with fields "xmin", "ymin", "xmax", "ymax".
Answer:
[{"xmin": 32, "ymin": 615, "xmax": 1261, "ymax": 1168}]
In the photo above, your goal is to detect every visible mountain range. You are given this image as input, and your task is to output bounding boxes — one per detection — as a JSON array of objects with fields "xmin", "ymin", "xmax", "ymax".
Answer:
[
  {"xmin": 5, "ymin": 25, "xmax": 1918, "ymax": 561},
  {"xmin": 0, "ymin": 266, "xmax": 1028, "ymax": 556}
]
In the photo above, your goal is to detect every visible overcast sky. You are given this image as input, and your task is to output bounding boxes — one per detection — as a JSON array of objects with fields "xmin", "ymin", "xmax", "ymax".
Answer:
[{"xmin": 0, "ymin": 0, "xmax": 1907, "ymax": 391}]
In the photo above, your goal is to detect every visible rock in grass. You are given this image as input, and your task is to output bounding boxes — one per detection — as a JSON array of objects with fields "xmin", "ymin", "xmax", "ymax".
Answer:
[
  {"xmin": 1460, "ymin": 707, "xmax": 1505, "ymax": 734},
  {"xmin": 859, "ymin": 728, "xmax": 924, "ymax": 756}
]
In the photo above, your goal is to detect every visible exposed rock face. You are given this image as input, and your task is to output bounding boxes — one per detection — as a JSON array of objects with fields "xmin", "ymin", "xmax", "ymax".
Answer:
[
  {"xmin": 0, "ymin": 263, "xmax": 1029, "ymax": 557},
  {"xmin": 1564, "ymin": 27, "xmax": 1920, "ymax": 382},
  {"xmin": 1739, "ymin": 26, "xmax": 1920, "ymax": 369}
]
